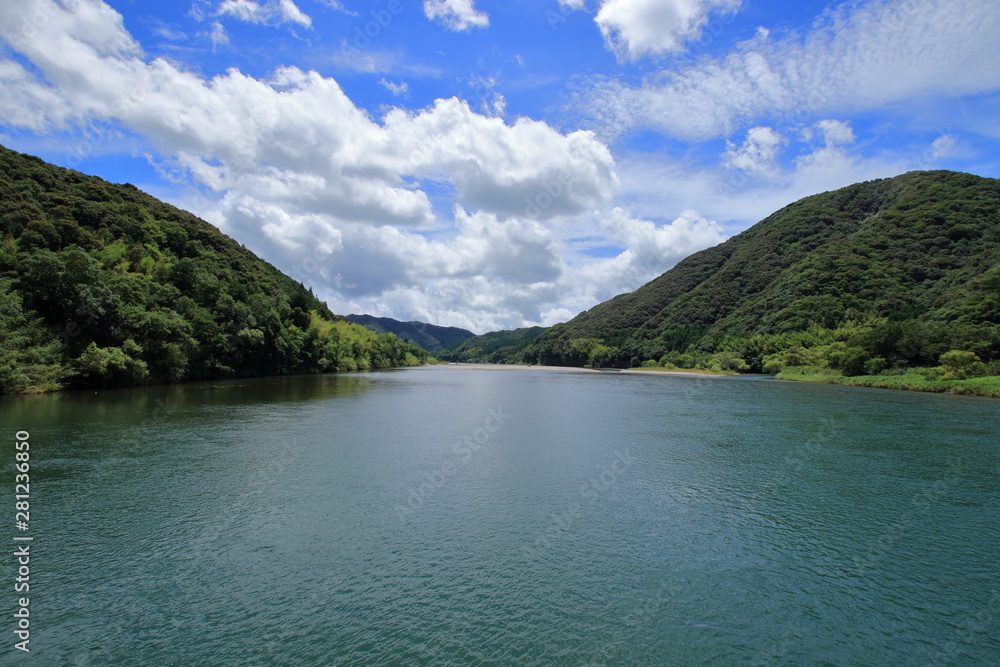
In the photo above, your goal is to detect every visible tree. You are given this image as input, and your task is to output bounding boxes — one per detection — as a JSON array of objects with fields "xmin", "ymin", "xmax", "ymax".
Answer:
[
  {"xmin": 0, "ymin": 283, "xmax": 68, "ymax": 394},
  {"xmin": 74, "ymin": 341, "xmax": 149, "ymax": 387},
  {"xmin": 936, "ymin": 350, "xmax": 987, "ymax": 380}
]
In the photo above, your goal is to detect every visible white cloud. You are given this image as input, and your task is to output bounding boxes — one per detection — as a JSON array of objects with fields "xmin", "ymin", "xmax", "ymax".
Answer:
[
  {"xmin": 595, "ymin": 0, "xmax": 741, "ymax": 61},
  {"xmin": 378, "ymin": 78, "xmax": 408, "ymax": 96},
  {"xmin": 723, "ymin": 126, "xmax": 785, "ymax": 178},
  {"xmin": 0, "ymin": 60, "xmax": 76, "ymax": 132},
  {"xmin": 930, "ymin": 134, "xmax": 957, "ymax": 160},
  {"xmin": 599, "ymin": 207, "xmax": 726, "ymax": 284},
  {"xmin": 150, "ymin": 23, "xmax": 187, "ymax": 41},
  {"xmin": 468, "ymin": 74, "xmax": 506, "ymax": 117},
  {"xmin": 205, "ymin": 20, "xmax": 230, "ymax": 49},
  {"xmin": 302, "ymin": 205, "xmax": 728, "ymax": 332},
  {"xmin": 582, "ymin": 0, "xmax": 1000, "ymax": 139},
  {"xmin": 331, "ymin": 45, "xmax": 441, "ymax": 77},
  {"xmin": 615, "ymin": 127, "xmax": 910, "ymax": 237},
  {"xmin": 0, "ymin": 1, "xmax": 616, "ymax": 224},
  {"xmin": 216, "ymin": 0, "xmax": 312, "ymax": 27},
  {"xmin": 317, "ymin": 0, "xmax": 354, "ymax": 14},
  {"xmin": 423, "ymin": 0, "xmax": 489, "ymax": 31},
  {"xmin": 380, "ymin": 99, "xmax": 617, "ymax": 220},
  {"xmin": 814, "ymin": 119, "xmax": 855, "ymax": 147}
]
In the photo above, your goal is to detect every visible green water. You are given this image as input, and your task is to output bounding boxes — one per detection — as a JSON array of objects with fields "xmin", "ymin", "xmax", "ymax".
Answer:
[{"xmin": 1, "ymin": 367, "xmax": 998, "ymax": 665}]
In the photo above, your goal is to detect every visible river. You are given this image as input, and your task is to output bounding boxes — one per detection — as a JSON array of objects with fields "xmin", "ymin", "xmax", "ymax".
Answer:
[{"xmin": 1, "ymin": 366, "xmax": 998, "ymax": 665}]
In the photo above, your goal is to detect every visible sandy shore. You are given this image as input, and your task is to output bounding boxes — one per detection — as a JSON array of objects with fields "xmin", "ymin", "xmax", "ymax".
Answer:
[
  {"xmin": 440, "ymin": 363, "xmax": 600, "ymax": 373},
  {"xmin": 439, "ymin": 363, "xmax": 732, "ymax": 378},
  {"xmin": 618, "ymin": 369, "xmax": 732, "ymax": 378}
]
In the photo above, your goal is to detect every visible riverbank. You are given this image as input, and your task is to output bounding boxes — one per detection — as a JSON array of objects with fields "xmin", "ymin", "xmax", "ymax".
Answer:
[
  {"xmin": 446, "ymin": 363, "xmax": 739, "ymax": 377},
  {"xmin": 443, "ymin": 363, "xmax": 600, "ymax": 373},
  {"xmin": 442, "ymin": 363, "xmax": 736, "ymax": 378},
  {"xmin": 622, "ymin": 367, "xmax": 737, "ymax": 378},
  {"xmin": 775, "ymin": 368, "xmax": 1000, "ymax": 398}
]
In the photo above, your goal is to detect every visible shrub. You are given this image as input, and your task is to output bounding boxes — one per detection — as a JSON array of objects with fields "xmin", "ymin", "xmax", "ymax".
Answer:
[
  {"xmin": 762, "ymin": 346, "xmax": 821, "ymax": 374},
  {"xmin": 840, "ymin": 347, "xmax": 870, "ymax": 377},
  {"xmin": 863, "ymin": 357, "xmax": 888, "ymax": 375},
  {"xmin": 937, "ymin": 350, "xmax": 987, "ymax": 380},
  {"xmin": 75, "ymin": 342, "xmax": 149, "ymax": 387}
]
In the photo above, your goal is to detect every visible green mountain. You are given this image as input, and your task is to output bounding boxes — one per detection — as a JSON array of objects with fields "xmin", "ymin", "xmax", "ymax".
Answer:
[
  {"xmin": 438, "ymin": 326, "xmax": 548, "ymax": 363},
  {"xmin": 476, "ymin": 170, "xmax": 1000, "ymax": 375},
  {"xmin": 346, "ymin": 314, "xmax": 474, "ymax": 352},
  {"xmin": 0, "ymin": 145, "xmax": 430, "ymax": 394}
]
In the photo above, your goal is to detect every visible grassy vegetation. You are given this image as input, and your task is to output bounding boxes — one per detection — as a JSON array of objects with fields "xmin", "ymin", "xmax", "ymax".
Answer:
[{"xmin": 775, "ymin": 366, "xmax": 1000, "ymax": 398}]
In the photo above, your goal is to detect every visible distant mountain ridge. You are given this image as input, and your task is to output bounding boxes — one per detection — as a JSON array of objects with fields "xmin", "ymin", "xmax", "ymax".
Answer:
[
  {"xmin": 346, "ymin": 314, "xmax": 475, "ymax": 352},
  {"xmin": 437, "ymin": 326, "xmax": 547, "ymax": 363}
]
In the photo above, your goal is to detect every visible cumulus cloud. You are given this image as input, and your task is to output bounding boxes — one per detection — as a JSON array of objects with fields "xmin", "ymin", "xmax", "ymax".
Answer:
[
  {"xmin": 216, "ymin": 0, "xmax": 312, "ymax": 27},
  {"xmin": 0, "ymin": 1, "xmax": 615, "ymax": 224},
  {"xmin": 552, "ymin": 208, "xmax": 727, "ymax": 313},
  {"xmin": 581, "ymin": 0, "xmax": 1000, "ymax": 139},
  {"xmin": 723, "ymin": 126, "xmax": 785, "ymax": 178},
  {"xmin": 595, "ymin": 0, "xmax": 741, "ymax": 61},
  {"xmin": 306, "ymin": 206, "xmax": 727, "ymax": 332},
  {"xmin": 423, "ymin": 0, "xmax": 489, "ymax": 31},
  {"xmin": 602, "ymin": 207, "xmax": 726, "ymax": 279}
]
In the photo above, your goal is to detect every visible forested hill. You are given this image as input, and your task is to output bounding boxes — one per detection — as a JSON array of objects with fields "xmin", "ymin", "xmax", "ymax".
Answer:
[
  {"xmin": 0, "ymin": 145, "xmax": 430, "ymax": 394},
  {"xmin": 466, "ymin": 170, "xmax": 1000, "ymax": 376},
  {"xmin": 438, "ymin": 326, "xmax": 548, "ymax": 364},
  {"xmin": 346, "ymin": 314, "xmax": 474, "ymax": 352}
]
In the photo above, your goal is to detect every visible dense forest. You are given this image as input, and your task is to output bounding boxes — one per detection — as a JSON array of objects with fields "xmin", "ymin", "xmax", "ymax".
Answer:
[
  {"xmin": 346, "ymin": 314, "xmax": 474, "ymax": 352},
  {"xmin": 447, "ymin": 171, "xmax": 1000, "ymax": 384},
  {"xmin": 0, "ymin": 145, "xmax": 431, "ymax": 394},
  {"xmin": 439, "ymin": 327, "xmax": 548, "ymax": 364}
]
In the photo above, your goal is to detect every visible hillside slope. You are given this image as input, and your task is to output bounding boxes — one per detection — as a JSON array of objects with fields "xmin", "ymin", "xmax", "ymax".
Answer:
[
  {"xmin": 346, "ymin": 314, "xmax": 474, "ymax": 352},
  {"xmin": 498, "ymin": 171, "xmax": 1000, "ymax": 372},
  {"xmin": 0, "ymin": 145, "xmax": 430, "ymax": 393},
  {"xmin": 438, "ymin": 326, "xmax": 548, "ymax": 363}
]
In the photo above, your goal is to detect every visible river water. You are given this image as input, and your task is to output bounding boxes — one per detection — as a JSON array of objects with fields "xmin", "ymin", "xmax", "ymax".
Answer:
[{"xmin": 1, "ymin": 366, "xmax": 998, "ymax": 665}]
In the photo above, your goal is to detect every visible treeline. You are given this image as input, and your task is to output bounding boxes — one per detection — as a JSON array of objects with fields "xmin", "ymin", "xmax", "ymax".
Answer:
[
  {"xmin": 0, "ymin": 145, "xmax": 429, "ymax": 394},
  {"xmin": 505, "ymin": 319, "xmax": 1000, "ymax": 379}
]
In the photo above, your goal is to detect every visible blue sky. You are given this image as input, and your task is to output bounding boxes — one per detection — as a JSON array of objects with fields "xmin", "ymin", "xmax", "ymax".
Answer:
[{"xmin": 2, "ymin": 0, "xmax": 999, "ymax": 332}]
